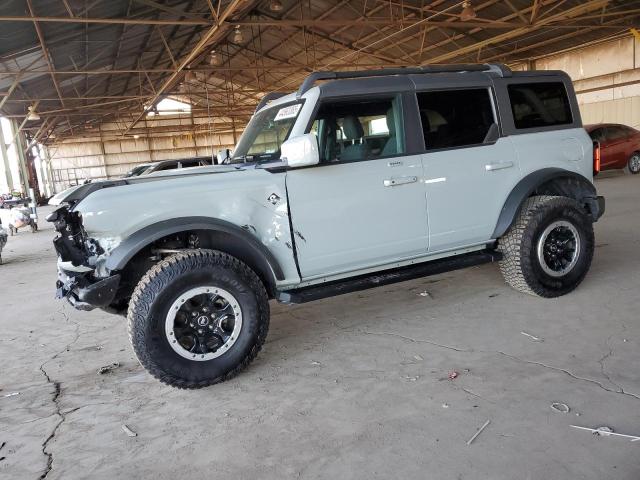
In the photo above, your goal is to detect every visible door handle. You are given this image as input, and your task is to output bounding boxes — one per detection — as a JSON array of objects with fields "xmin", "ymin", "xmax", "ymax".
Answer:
[
  {"xmin": 383, "ymin": 176, "xmax": 418, "ymax": 187},
  {"xmin": 485, "ymin": 161, "xmax": 514, "ymax": 172}
]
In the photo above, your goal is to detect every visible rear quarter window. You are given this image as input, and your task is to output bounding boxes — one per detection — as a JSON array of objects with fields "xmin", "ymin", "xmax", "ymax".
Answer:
[{"xmin": 508, "ymin": 82, "xmax": 572, "ymax": 130}]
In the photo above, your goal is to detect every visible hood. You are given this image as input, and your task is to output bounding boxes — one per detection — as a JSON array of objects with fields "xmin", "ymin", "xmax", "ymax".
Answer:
[
  {"xmin": 49, "ymin": 164, "xmax": 242, "ymax": 207},
  {"xmin": 49, "ymin": 184, "xmax": 86, "ymax": 206}
]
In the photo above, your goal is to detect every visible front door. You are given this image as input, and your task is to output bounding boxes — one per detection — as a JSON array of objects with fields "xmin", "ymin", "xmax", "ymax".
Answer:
[{"xmin": 286, "ymin": 95, "xmax": 428, "ymax": 279}]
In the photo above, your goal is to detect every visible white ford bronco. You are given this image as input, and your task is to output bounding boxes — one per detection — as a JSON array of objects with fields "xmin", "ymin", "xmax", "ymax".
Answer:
[{"xmin": 48, "ymin": 64, "xmax": 605, "ymax": 388}]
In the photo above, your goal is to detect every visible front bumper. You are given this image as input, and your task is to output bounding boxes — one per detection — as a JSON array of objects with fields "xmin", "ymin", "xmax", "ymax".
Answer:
[
  {"xmin": 56, "ymin": 265, "xmax": 120, "ymax": 311},
  {"xmin": 50, "ymin": 204, "xmax": 120, "ymax": 311}
]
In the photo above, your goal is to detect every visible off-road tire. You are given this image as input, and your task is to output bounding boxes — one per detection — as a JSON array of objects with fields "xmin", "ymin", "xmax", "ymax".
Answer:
[
  {"xmin": 498, "ymin": 195, "xmax": 594, "ymax": 298},
  {"xmin": 128, "ymin": 249, "xmax": 269, "ymax": 389},
  {"xmin": 624, "ymin": 152, "xmax": 640, "ymax": 175}
]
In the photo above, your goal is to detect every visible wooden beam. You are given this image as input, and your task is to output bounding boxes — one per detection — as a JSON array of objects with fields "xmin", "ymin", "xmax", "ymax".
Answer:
[
  {"xmin": 423, "ymin": 0, "xmax": 611, "ymax": 64},
  {"xmin": 131, "ymin": 0, "xmax": 206, "ymax": 21},
  {"xmin": 0, "ymin": 15, "xmax": 212, "ymax": 26},
  {"xmin": 122, "ymin": 0, "xmax": 248, "ymax": 134}
]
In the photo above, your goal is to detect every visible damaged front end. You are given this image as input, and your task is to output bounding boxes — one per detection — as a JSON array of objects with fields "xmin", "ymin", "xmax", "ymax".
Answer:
[{"xmin": 47, "ymin": 206, "xmax": 120, "ymax": 311}]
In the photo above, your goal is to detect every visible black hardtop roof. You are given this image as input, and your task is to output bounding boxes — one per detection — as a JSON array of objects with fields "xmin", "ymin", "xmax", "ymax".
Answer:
[
  {"xmin": 294, "ymin": 64, "xmax": 571, "ymax": 99},
  {"xmin": 254, "ymin": 64, "xmax": 572, "ymax": 111},
  {"xmin": 296, "ymin": 63, "xmax": 509, "ymax": 98}
]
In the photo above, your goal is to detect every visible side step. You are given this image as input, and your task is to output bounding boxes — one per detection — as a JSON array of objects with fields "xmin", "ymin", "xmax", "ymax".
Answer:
[{"xmin": 276, "ymin": 249, "xmax": 502, "ymax": 304}]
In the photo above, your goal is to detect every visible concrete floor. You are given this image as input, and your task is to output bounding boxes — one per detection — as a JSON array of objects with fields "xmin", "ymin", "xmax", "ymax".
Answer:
[{"xmin": 1, "ymin": 171, "xmax": 639, "ymax": 480}]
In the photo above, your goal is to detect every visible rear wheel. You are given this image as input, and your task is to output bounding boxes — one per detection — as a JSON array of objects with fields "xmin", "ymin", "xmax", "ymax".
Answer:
[
  {"xmin": 128, "ymin": 249, "xmax": 269, "ymax": 389},
  {"xmin": 625, "ymin": 152, "xmax": 640, "ymax": 174},
  {"xmin": 498, "ymin": 195, "xmax": 594, "ymax": 297}
]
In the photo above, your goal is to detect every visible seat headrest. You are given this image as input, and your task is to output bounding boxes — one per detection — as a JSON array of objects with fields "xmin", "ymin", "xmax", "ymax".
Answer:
[
  {"xmin": 386, "ymin": 108, "xmax": 395, "ymax": 135},
  {"xmin": 342, "ymin": 115, "xmax": 364, "ymax": 140}
]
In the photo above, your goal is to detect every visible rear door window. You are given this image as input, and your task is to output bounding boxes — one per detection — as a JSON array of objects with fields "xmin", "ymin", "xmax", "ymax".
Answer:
[
  {"xmin": 508, "ymin": 82, "xmax": 572, "ymax": 129},
  {"xmin": 416, "ymin": 88, "xmax": 495, "ymax": 150}
]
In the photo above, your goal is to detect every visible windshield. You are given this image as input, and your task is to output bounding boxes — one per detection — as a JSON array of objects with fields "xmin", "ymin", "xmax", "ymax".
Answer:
[{"xmin": 230, "ymin": 101, "xmax": 303, "ymax": 164}]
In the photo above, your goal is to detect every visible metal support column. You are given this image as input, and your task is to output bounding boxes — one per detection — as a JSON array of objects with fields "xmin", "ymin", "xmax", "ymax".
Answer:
[
  {"xmin": 12, "ymin": 120, "xmax": 31, "ymax": 195},
  {"xmin": 0, "ymin": 121, "xmax": 14, "ymax": 192}
]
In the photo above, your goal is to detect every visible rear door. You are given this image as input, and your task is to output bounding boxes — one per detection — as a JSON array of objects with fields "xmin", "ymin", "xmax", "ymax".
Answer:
[
  {"xmin": 285, "ymin": 94, "xmax": 429, "ymax": 279},
  {"xmin": 416, "ymin": 87, "xmax": 520, "ymax": 252}
]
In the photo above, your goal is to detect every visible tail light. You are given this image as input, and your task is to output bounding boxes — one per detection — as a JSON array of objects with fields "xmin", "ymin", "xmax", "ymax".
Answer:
[{"xmin": 593, "ymin": 141, "xmax": 601, "ymax": 176}]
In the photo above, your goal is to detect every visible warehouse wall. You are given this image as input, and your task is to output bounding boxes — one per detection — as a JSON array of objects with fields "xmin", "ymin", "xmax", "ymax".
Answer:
[
  {"xmin": 47, "ymin": 115, "xmax": 239, "ymax": 192},
  {"xmin": 535, "ymin": 35, "xmax": 640, "ymax": 127}
]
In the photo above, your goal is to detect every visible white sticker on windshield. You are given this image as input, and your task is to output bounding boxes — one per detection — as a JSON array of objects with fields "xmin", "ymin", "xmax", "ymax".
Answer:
[{"xmin": 274, "ymin": 104, "xmax": 301, "ymax": 121}]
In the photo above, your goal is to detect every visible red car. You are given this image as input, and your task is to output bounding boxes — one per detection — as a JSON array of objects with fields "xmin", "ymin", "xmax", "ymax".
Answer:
[{"xmin": 586, "ymin": 124, "xmax": 640, "ymax": 174}]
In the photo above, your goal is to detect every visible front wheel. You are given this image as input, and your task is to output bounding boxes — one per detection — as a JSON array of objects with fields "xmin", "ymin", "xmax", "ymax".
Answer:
[
  {"xmin": 498, "ymin": 195, "xmax": 594, "ymax": 298},
  {"xmin": 128, "ymin": 249, "xmax": 270, "ymax": 389}
]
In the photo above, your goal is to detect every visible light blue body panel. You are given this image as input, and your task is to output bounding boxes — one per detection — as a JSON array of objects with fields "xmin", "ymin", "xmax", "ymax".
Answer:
[
  {"xmin": 512, "ymin": 127, "xmax": 593, "ymax": 181},
  {"xmin": 286, "ymin": 153, "xmax": 428, "ymax": 278},
  {"xmin": 421, "ymin": 137, "xmax": 520, "ymax": 252},
  {"xmin": 73, "ymin": 167, "xmax": 301, "ymax": 284}
]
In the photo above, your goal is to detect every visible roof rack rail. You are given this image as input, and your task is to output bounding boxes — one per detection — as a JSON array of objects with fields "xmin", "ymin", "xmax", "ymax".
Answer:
[
  {"xmin": 296, "ymin": 63, "xmax": 511, "ymax": 98},
  {"xmin": 255, "ymin": 92, "xmax": 289, "ymax": 112}
]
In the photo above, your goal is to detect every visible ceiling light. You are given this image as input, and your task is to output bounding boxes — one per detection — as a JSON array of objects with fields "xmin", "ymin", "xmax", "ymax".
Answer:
[
  {"xmin": 185, "ymin": 70, "xmax": 195, "ymax": 82},
  {"xmin": 269, "ymin": 0, "xmax": 283, "ymax": 12},
  {"xmin": 209, "ymin": 50, "xmax": 219, "ymax": 66},
  {"xmin": 460, "ymin": 1, "xmax": 476, "ymax": 21},
  {"xmin": 27, "ymin": 105, "xmax": 40, "ymax": 121},
  {"xmin": 133, "ymin": 134, "xmax": 140, "ymax": 139},
  {"xmin": 233, "ymin": 25, "xmax": 244, "ymax": 43}
]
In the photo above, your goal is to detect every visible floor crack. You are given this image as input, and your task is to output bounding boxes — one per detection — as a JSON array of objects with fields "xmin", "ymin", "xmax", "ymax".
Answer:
[
  {"xmin": 494, "ymin": 351, "xmax": 640, "ymax": 402},
  {"xmin": 362, "ymin": 330, "xmax": 471, "ymax": 352},
  {"xmin": 362, "ymin": 328, "xmax": 640, "ymax": 403},
  {"xmin": 37, "ymin": 307, "xmax": 80, "ymax": 480}
]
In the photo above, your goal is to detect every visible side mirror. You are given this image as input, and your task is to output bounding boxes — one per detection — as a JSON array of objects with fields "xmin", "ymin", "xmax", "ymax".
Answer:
[
  {"xmin": 217, "ymin": 148, "xmax": 232, "ymax": 163},
  {"xmin": 281, "ymin": 134, "xmax": 319, "ymax": 168}
]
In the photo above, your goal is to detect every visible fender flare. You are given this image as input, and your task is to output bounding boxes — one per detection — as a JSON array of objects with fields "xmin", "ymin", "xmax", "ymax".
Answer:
[
  {"xmin": 104, "ymin": 216, "xmax": 285, "ymax": 282},
  {"xmin": 492, "ymin": 168, "xmax": 597, "ymax": 239}
]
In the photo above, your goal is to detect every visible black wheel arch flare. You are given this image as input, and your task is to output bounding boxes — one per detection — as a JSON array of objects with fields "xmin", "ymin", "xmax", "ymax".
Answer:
[
  {"xmin": 492, "ymin": 168, "xmax": 601, "ymax": 239},
  {"xmin": 105, "ymin": 217, "xmax": 285, "ymax": 293}
]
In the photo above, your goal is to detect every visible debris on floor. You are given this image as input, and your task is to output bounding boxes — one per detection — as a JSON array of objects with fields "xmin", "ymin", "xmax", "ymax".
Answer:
[
  {"xmin": 467, "ymin": 419, "xmax": 491, "ymax": 445},
  {"xmin": 413, "ymin": 355, "xmax": 423, "ymax": 361},
  {"xmin": 122, "ymin": 424, "xmax": 137, "ymax": 437},
  {"xmin": 442, "ymin": 403, "xmax": 449, "ymax": 409},
  {"xmin": 98, "ymin": 362, "xmax": 120, "ymax": 375},
  {"xmin": 2, "ymin": 392, "xmax": 19, "ymax": 398},
  {"xmin": 550, "ymin": 402, "xmax": 570, "ymax": 413},
  {"xmin": 448, "ymin": 371, "xmax": 459, "ymax": 380},
  {"xmin": 570, "ymin": 425, "xmax": 640, "ymax": 442},
  {"xmin": 520, "ymin": 331, "xmax": 544, "ymax": 342},
  {"xmin": 418, "ymin": 291, "xmax": 430, "ymax": 297}
]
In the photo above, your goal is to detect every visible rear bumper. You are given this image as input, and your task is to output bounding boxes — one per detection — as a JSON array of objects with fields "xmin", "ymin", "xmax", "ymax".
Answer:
[{"xmin": 587, "ymin": 195, "xmax": 605, "ymax": 221}]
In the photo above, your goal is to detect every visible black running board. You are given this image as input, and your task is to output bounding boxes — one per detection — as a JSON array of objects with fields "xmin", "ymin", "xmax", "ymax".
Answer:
[{"xmin": 276, "ymin": 249, "xmax": 502, "ymax": 304}]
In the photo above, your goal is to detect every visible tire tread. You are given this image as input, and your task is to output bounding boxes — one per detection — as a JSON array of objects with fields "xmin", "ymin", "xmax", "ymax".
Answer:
[{"xmin": 127, "ymin": 249, "xmax": 269, "ymax": 389}]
